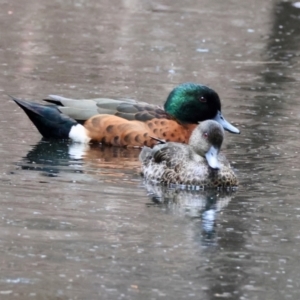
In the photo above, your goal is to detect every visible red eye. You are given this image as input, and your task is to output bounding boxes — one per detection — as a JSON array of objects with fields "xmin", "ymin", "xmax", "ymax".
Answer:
[
  {"xmin": 199, "ymin": 96, "xmax": 207, "ymax": 102},
  {"xmin": 203, "ymin": 132, "xmax": 208, "ymax": 138}
]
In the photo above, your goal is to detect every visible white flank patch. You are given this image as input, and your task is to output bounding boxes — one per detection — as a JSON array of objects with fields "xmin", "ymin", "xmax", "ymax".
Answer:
[{"xmin": 68, "ymin": 124, "xmax": 91, "ymax": 143}]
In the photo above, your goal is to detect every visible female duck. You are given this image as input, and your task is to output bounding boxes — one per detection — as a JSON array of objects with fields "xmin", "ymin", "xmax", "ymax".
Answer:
[
  {"xmin": 12, "ymin": 83, "xmax": 239, "ymax": 147},
  {"xmin": 139, "ymin": 120, "xmax": 238, "ymax": 188}
]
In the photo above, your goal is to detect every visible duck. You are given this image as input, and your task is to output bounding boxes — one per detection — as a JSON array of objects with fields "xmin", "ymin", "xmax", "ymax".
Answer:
[
  {"xmin": 139, "ymin": 120, "xmax": 238, "ymax": 188},
  {"xmin": 12, "ymin": 82, "xmax": 240, "ymax": 147}
]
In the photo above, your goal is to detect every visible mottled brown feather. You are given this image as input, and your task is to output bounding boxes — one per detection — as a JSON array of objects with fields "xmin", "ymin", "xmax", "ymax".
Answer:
[{"xmin": 84, "ymin": 114, "xmax": 197, "ymax": 147}]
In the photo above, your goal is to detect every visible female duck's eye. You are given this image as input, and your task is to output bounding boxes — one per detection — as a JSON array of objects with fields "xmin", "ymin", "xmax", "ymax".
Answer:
[{"xmin": 199, "ymin": 96, "xmax": 207, "ymax": 103}]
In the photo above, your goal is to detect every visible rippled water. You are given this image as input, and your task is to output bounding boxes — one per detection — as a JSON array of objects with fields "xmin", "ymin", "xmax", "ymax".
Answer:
[{"xmin": 1, "ymin": 0, "xmax": 300, "ymax": 299}]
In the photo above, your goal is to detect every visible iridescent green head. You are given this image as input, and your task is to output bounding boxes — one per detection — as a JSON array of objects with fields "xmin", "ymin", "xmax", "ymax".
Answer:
[
  {"xmin": 164, "ymin": 83, "xmax": 221, "ymax": 123},
  {"xmin": 164, "ymin": 83, "xmax": 240, "ymax": 134}
]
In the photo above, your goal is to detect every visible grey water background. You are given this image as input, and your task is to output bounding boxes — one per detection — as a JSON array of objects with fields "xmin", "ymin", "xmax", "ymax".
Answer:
[{"xmin": 1, "ymin": 0, "xmax": 300, "ymax": 299}]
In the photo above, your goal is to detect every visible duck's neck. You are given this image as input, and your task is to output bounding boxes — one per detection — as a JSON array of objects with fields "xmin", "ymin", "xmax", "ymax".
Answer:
[{"xmin": 182, "ymin": 123, "xmax": 198, "ymax": 142}]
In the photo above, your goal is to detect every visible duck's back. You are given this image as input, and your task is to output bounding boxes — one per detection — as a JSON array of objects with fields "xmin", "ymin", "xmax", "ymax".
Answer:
[{"xmin": 45, "ymin": 95, "xmax": 166, "ymax": 122}]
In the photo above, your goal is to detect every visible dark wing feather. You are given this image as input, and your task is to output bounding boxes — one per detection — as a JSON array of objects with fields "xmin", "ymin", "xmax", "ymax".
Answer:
[
  {"xmin": 116, "ymin": 103, "xmax": 140, "ymax": 113},
  {"xmin": 115, "ymin": 103, "xmax": 170, "ymax": 121},
  {"xmin": 152, "ymin": 143, "xmax": 189, "ymax": 166}
]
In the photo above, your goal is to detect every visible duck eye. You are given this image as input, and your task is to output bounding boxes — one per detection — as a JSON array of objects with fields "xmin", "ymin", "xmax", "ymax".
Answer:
[{"xmin": 199, "ymin": 96, "xmax": 207, "ymax": 103}]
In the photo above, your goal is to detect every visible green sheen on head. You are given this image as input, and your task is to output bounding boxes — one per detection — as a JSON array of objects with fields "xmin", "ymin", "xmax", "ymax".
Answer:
[{"xmin": 163, "ymin": 83, "xmax": 221, "ymax": 124}]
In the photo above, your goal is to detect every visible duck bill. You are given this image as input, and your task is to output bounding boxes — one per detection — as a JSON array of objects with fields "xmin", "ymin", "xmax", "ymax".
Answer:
[
  {"xmin": 205, "ymin": 146, "xmax": 220, "ymax": 170},
  {"xmin": 213, "ymin": 111, "xmax": 240, "ymax": 134}
]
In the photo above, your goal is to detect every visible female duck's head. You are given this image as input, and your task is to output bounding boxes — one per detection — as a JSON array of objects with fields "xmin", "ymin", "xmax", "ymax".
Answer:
[{"xmin": 189, "ymin": 120, "xmax": 225, "ymax": 170}]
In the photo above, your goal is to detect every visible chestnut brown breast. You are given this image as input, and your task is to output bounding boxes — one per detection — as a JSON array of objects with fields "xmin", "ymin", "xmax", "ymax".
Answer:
[{"xmin": 84, "ymin": 114, "xmax": 197, "ymax": 147}]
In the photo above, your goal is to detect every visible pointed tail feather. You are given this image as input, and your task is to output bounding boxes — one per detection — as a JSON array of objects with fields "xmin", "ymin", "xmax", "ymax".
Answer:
[
  {"xmin": 11, "ymin": 96, "xmax": 78, "ymax": 139},
  {"xmin": 149, "ymin": 135, "xmax": 166, "ymax": 144}
]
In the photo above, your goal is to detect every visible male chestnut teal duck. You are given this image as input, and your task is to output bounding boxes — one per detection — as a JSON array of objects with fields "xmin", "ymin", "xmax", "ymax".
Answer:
[
  {"xmin": 12, "ymin": 83, "xmax": 239, "ymax": 147},
  {"xmin": 139, "ymin": 120, "xmax": 238, "ymax": 188}
]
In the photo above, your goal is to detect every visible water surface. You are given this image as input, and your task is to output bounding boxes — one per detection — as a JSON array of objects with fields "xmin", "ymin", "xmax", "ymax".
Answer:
[{"xmin": 1, "ymin": 0, "xmax": 300, "ymax": 299}]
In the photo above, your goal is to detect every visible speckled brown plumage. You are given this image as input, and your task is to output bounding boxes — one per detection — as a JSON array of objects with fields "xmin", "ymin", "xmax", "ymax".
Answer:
[
  {"xmin": 84, "ymin": 114, "xmax": 197, "ymax": 147},
  {"xmin": 141, "ymin": 148, "xmax": 237, "ymax": 188},
  {"xmin": 139, "ymin": 120, "xmax": 238, "ymax": 189}
]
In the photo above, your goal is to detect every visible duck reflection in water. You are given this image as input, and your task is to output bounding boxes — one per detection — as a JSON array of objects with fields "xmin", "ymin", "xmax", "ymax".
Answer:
[
  {"xmin": 144, "ymin": 183, "xmax": 235, "ymax": 243},
  {"xmin": 18, "ymin": 140, "xmax": 141, "ymax": 177}
]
